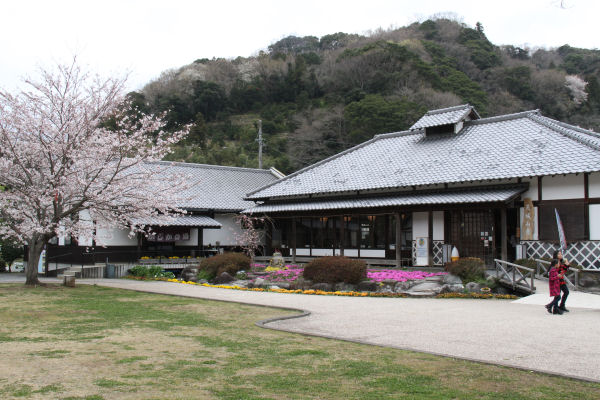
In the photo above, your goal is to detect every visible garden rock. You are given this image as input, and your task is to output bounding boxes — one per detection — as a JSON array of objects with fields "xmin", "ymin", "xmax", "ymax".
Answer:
[
  {"xmin": 290, "ymin": 277, "xmax": 312, "ymax": 290},
  {"xmin": 405, "ymin": 281, "xmax": 443, "ymax": 295},
  {"xmin": 311, "ymin": 283, "xmax": 333, "ymax": 292},
  {"xmin": 357, "ymin": 281, "xmax": 378, "ymax": 292},
  {"xmin": 274, "ymin": 282, "xmax": 291, "ymax": 290},
  {"xmin": 394, "ymin": 281, "xmax": 414, "ymax": 292},
  {"xmin": 198, "ymin": 279, "xmax": 208, "ymax": 284},
  {"xmin": 252, "ymin": 277, "xmax": 266, "ymax": 288},
  {"xmin": 439, "ymin": 283, "xmax": 465, "ymax": 294},
  {"xmin": 230, "ymin": 280, "xmax": 249, "ymax": 288},
  {"xmin": 214, "ymin": 272, "xmax": 234, "ymax": 284},
  {"xmin": 579, "ymin": 276, "xmax": 596, "ymax": 288},
  {"xmin": 334, "ymin": 282, "xmax": 357, "ymax": 292},
  {"xmin": 443, "ymin": 274, "xmax": 463, "ymax": 285},
  {"xmin": 180, "ymin": 266, "xmax": 198, "ymax": 282},
  {"xmin": 465, "ymin": 282, "xmax": 483, "ymax": 293}
]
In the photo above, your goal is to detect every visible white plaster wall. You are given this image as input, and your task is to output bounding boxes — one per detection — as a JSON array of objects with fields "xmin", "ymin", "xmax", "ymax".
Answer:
[
  {"xmin": 412, "ymin": 212, "xmax": 443, "ymax": 240},
  {"xmin": 541, "ymin": 174, "xmax": 584, "ymax": 200},
  {"xmin": 433, "ymin": 211, "xmax": 444, "ymax": 241},
  {"xmin": 589, "ymin": 172, "xmax": 600, "ymax": 198},
  {"xmin": 519, "ymin": 206, "xmax": 539, "ymax": 240},
  {"xmin": 412, "ymin": 212, "xmax": 428, "ymax": 240},
  {"xmin": 296, "ymin": 248, "xmax": 385, "ymax": 258},
  {"xmin": 521, "ymin": 177, "xmax": 538, "ymax": 201},
  {"xmin": 202, "ymin": 214, "xmax": 264, "ymax": 247},
  {"xmin": 175, "ymin": 228, "xmax": 198, "ymax": 246},
  {"xmin": 77, "ymin": 210, "xmax": 93, "ymax": 246},
  {"xmin": 96, "ymin": 227, "xmax": 136, "ymax": 246},
  {"xmin": 590, "ymin": 205, "xmax": 600, "ymax": 240}
]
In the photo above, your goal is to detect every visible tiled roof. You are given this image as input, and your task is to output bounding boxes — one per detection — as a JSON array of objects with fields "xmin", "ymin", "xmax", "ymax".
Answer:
[
  {"xmin": 148, "ymin": 162, "xmax": 281, "ymax": 211},
  {"xmin": 410, "ymin": 104, "xmax": 479, "ymax": 130},
  {"xmin": 137, "ymin": 215, "xmax": 221, "ymax": 227},
  {"xmin": 247, "ymin": 110, "xmax": 600, "ymax": 200},
  {"xmin": 244, "ymin": 186, "xmax": 526, "ymax": 214}
]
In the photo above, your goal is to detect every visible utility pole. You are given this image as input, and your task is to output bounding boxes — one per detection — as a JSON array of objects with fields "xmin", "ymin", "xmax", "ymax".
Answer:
[{"xmin": 257, "ymin": 119, "xmax": 263, "ymax": 169}]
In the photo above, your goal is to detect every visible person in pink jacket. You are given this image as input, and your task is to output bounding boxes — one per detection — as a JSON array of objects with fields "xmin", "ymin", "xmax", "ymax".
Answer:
[{"xmin": 545, "ymin": 259, "xmax": 563, "ymax": 315}]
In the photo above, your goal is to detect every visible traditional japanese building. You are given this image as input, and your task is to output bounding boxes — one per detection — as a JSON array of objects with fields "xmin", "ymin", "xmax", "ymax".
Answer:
[
  {"xmin": 45, "ymin": 162, "xmax": 283, "ymax": 265},
  {"xmin": 244, "ymin": 105, "xmax": 600, "ymax": 270}
]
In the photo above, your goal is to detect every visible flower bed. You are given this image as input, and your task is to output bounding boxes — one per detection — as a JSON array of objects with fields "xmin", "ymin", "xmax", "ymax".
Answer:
[
  {"xmin": 166, "ymin": 279, "xmax": 407, "ymax": 298},
  {"xmin": 254, "ymin": 264, "xmax": 446, "ymax": 284}
]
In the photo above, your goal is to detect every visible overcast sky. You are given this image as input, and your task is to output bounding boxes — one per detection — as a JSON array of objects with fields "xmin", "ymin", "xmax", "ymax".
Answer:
[{"xmin": 1, "ymin": 0, "xmax": 598, "ymax": 92}]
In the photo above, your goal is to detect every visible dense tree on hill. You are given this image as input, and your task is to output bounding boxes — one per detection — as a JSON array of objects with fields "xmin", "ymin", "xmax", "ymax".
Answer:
[{"xmin": 129, "ymin": 18, "xmax": 600, "ymax": 174}]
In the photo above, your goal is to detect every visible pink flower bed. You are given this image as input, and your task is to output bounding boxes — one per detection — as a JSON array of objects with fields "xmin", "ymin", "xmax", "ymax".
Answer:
[
  {"xmin": 254, "ymin": 264, "xmax": 445, "ymax": 283},
  {"xmin": 366, "ymin": 269, "xmax": 446, "ymax": 282}
]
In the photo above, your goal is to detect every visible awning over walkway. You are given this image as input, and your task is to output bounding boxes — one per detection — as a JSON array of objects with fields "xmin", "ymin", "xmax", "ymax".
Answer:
[
  {"xmin": 137, "ymin": 215, "xmax": 222, "ymax": 228},
  {"xmin": 244, "ymin": 186, "xmax": 526, "ymax": 214}
]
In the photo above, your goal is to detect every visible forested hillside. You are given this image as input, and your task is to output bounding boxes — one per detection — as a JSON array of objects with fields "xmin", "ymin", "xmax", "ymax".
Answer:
[{"xmin": 128, "ymin": 18, "xmax": 600, "ymax": 174}]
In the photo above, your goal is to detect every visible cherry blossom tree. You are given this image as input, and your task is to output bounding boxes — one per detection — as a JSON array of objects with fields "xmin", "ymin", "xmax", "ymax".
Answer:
[
  {"xmin": 0, "ymin": 59, "xmax": 189, "ymax": 285},
  {"xmin": 233, "ymin": 214, "xmax": 267, "ymax": 265}
]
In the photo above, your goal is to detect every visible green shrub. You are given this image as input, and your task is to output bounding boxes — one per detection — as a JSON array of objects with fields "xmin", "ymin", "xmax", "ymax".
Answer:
[
  {"xmin": 129, "ymin": 265, "xmax": 174, "ymax": 279},
  {"xmin": 514, "ymin": 258, "xmax": 537, "ymax": 270},
  {"xmin": 302, "ymin": 256, "xmax": 367, "ymax": 284},
  {"xmin": 445, "ymin": 257, "xmax": 485, "ymax": 282},
  {"xmin": 199, "ymin": 253, "xmax": 250, "ymax": 281}
]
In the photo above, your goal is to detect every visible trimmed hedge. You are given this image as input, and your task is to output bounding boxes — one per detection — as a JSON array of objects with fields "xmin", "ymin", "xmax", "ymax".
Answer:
[
  {"xmin": 445, "ymin": 257, "xmax": 485, "ymax": 282},
  {"xmin": 199, "ymin": 252, "xmax": 250, "ymax": 281},
  {"xmin": 302, "ymin": 256, "xmax": 367, "ymax": 284}
]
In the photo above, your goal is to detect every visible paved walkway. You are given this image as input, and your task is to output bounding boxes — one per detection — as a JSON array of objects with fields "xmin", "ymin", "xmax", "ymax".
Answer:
[{"xmin": 2, "ymin": 274, "xmax": 600, "ymax": 382}]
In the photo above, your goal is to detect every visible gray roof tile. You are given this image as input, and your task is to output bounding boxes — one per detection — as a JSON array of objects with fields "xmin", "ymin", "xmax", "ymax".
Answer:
[
  {"xmin": 244, "ymin": 186, "xmax": 526, "ymax": 213},
  {"xmin": 248, "ymin": 110, "xmax": 600, "ymax": 200},
  {"xmin": 137, "ymin": 214, "xmax": 221, "ymax": 227},
  {"xmin": 149, "ymin": 162, "xmax": 281, "ymax": 211}
]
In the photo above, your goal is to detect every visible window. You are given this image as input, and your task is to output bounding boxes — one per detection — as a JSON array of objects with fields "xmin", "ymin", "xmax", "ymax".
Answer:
[{"xmin": 538, "ymin": 200, "xmax": 586, "ymax": 241}]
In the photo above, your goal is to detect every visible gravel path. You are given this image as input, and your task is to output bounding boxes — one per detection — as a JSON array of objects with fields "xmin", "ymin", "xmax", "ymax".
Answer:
[{"xmin": 3, "ymin": 274, "xmax": 600, "ymax": 382}]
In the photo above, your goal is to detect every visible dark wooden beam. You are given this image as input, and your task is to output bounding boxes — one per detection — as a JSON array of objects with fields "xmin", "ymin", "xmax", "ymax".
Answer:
[
  {"xmin": 428, "ymin": 210, "xmax": 434, "ymax": 266},
  {"xmin": 339, "ymin": 216, "xmax": 345, "ymax": 257},
  {"xmin": 501, "ymin": 207, "xmax": 507, "ymax": 261},
  {"xmin": 584, "ymin": 173, "xmax": 590, "ymax": 239},
  {"xmin": 291, "ymin": 218, "xmax": 297, "ymax": 263}
]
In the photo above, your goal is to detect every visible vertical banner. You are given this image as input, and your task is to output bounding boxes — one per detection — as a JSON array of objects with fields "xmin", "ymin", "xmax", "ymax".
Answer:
[
  {"xmin": 554, "ymin": 208, "xmax": 567, "ymax": 253},
  {"xmin": 415, "ymin": 237, "xmax": 429, "ymax": 266},
  {"xmin": 37, "ymin": 249, "xmax": 46, "ymax": 274}
]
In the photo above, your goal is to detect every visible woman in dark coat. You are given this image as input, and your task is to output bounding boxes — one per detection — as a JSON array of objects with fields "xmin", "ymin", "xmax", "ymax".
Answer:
[{"xmin": 546, "ymin": 259, "xmax": 563, "ymax": 314}]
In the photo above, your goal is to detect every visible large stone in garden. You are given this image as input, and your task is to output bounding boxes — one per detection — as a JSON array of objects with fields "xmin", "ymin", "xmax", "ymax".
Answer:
[
  {"xmin": 291, "ymin": 278, "xmax": 312, "ymax": 290},
  {"xmin": 334, "ymin": 282, "xmax": 357, "ymax": 292},
  {"xmin": 439, "ymin": 283, "xmax": 464, "ymax": 293},
  {"xmin": 465, "ymin": 282, "xmax": 483, "ymax": 293},
  {"xmin": 443, "ymin": 274, "xmax": 462, "ymax": 285},
  {"xmin": 253, "ymin": 277, "xmax": 266, "ymax": 288},
  {"xmin": 394, "ymin": 281, "xmax": 414, "ymax": 292},
  {"xmin": 405, "ymin": 281, "xmax": 443, "ymax": 295},
  {"xmin": 381, "ymin": 279, "xmax": 398, "ymax": 286},
  {"xmin": 357, "ymin": 281, "xmax": 378, "ymax": 292},
  {"xmin": 273, "ymin": 282, "xmax": 291, "ymax": 290},
  {"xmin": 230, "ymin": 280, "xmax": 249, "ymax": 288},
  {"xmin": 180, "ymin": 266, "xmax": 198, "ymax": 282},
  {"xmin": 214, "ymin": 272, "xmax": 234, "ymax": 284}
]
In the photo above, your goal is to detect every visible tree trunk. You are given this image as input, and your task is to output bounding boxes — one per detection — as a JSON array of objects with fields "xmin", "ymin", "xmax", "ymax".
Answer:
[{"xmin": 25, "ymin": 236, "xmax": 45, "ymax": 286}]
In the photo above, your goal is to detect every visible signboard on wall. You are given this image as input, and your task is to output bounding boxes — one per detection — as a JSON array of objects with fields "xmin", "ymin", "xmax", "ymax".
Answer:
[
  {"xmin": 415, "ymin": 237, "xmax": 428, "ymax": 266},
  {"xmin": 147, "ymin": 228, "xmax": 190, "ymax": 242}
]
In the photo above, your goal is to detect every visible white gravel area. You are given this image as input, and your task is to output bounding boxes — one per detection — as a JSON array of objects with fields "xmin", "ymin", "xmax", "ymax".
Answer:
[{"xmin": 3, "ymin": 275, "xmax": 600, "ymax": 382}]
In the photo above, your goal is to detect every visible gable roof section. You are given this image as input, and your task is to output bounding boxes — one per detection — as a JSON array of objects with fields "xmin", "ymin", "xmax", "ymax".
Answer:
[
  {"xmin": 150, "ymin": 162, "xmax": 281, "ymax": 211},
  {"xmin": 247, "ymin": 110, "xmax": 600, "ymax": 201},
  {"xmin": 410, "ymin": 104, "xmax": 479, "ymax": 130}
]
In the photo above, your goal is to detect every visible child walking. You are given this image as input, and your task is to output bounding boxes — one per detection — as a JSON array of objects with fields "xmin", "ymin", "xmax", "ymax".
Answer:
[{"xmin": 545, "ymin": 259, "xmax": 563, "ymax": 315}]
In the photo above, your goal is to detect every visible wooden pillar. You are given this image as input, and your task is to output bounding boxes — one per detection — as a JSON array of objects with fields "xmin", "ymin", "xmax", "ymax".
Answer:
[
  {"xmin": 428, "ymin": 210, "xmax": 434, "ymax": 266},
  {"xmin": 265, "ymin": 222, "xmax": 273, "ymax": 257},
  {"xmin": 291, "ymin": 218, "xmax": 297, "ymax": 263},
  {"xmin": 197, "ymin": 228, "xmax": 204, "ymax": 257},
  {"xmin": 339, "ymin": 216, "xmax": 345, "ymax": 257},
  {"xmin": 501, "ymin": 208, "xmax": 507, "ymax": 261},
  {"xmin": 395, "ymin": 212, "xmax": 402, "ymax": 268}
]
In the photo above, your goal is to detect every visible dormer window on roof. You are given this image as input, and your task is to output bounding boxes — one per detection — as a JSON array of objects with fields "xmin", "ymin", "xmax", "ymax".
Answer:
[{"xmin": 410, "ymin": 104, "xmax": 480, "ymax": 136}]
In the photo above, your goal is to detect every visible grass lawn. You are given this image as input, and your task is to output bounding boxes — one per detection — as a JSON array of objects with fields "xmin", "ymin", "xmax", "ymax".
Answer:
[{"xmin": 0, "ymin": 284, "xmax": 598, "ymax": 399}]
